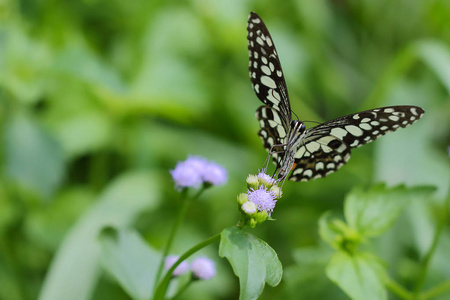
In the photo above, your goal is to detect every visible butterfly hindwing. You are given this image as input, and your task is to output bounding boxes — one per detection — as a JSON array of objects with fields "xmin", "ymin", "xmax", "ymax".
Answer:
[
  {"xmin": 289, "ymin": 136, "xmax": 351, "ymax": 181},
  {"xmin": 256, "ymin": 105, "xmax": 287, "ymax": 168}
]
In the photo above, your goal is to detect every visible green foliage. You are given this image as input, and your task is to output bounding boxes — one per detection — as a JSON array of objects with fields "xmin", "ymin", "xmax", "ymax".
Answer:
[
  {"xmin": 219, "ymin": 227, "xmax": 282, "ymax": 300},
  {"xmin": 327, "ymin": 252, "xmax": 387, "ymax": 300},
  {"xmin": 319, "ymin": 185, "xmax": 438, "ymax": 300},
  {"xmin": 344, "ymin": 185, "xmax": 436, "ymax": 237},
  {"xmin": 39, "ymin": 172, "xmax": 160, "ymax": 300},
  {"xmin": 99, "ymin": 228, "xmax": 159, "ymax": 300},
  {"xmin": 4, "ymin": 113, "xmax": 65, "ymax": 197}
]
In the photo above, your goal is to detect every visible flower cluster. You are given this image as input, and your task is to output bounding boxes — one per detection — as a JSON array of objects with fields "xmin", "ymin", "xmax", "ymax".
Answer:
[
  {"xmin": 164, "ymin": 255, "xmax": 216, "ymax": 280},
  {"xmin": 170, "ymin": 156, "xmax": 227, "ymax": 190},
  {"xmin": 237, "ymin": 172, "xmax": 282, "ymax": 228}
]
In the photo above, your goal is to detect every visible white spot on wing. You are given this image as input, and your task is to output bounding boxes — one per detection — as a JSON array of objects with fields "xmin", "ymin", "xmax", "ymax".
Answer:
[
  {"xmin": 330, "ymin": 127, "xmax": 348, "ymax": 140},
  {"xmin": 389, "ymin": 115, "xmax": 400, "ymax": 121},
  {"xmin": 350, "ymin": 140, "xmax": 359, "ymax": 147},
  {"xmin": 295, "ymin": 147, "xmax": 306, "ymax": 158},
  {"xmin": 321, "ymin": 145, "xmax": 332, "ymax": 153},
  {"xmin": 292, "ymin": 168, "xmax": 303, "ymax": 175},
  {"xmin": 269, "ymin": 62, "xmax": 275, "ymax": 71},
  {"xmin": 316, "ymin": 162, "xmax": 324, "ymax": 170},
  {"xmin": 345, "ymin": 125, "xmax": 364, "ymax": 137},
  {"xmin": 261, "ymin": 65, "xmax": 271, "ymax": 75},
  {"xmin": 384, "ymin": 108, "xmax": 395, "ymax": 113},
  {"xmin": 303, "ymin": 169, "xmax": 313, "ymax": 178},
  {"xmin": 333, "ymin": 155, "xmax": 342, "ymax": 162},
  {"xmin": 359, "ymin": 123, "xmax": 372, "ymax": 130},
  {"xmin": 305, "ymin": 142, "xmax": 320, "ymax": 153},
  {"xmin": 261, "ymin": 76, "xmax": 277, "ymax": 88}
]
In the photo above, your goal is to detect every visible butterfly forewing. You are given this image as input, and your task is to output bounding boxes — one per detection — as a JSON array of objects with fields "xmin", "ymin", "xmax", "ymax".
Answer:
[
  {"xmin": 288, "ymin": 106, "xmax": 425, "ymax": 181},
  {"xmin": 248, "ymin": 12, "xmax": 291, "ymax": 128}
]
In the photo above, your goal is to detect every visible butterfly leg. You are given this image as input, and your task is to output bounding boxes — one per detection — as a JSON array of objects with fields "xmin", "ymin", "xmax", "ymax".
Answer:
[{"xmin": 263, "ymin": 143, "xmax": 286, "ymax": 174}]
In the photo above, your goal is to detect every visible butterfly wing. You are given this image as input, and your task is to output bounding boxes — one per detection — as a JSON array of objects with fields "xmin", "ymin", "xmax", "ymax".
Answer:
[
  {"xmin": 289, "ymin": 105, "xmax": 425, "ymax": 181},
  {"xmin": 248, "ymin": 12, "xmax": 293, "ymax": 166},
  {"xmin": 255, "ymin": 106, "xmax": 288, "ymax": 168}
]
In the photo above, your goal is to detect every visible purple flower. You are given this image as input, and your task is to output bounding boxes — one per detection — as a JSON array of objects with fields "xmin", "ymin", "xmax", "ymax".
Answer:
[
  {"xmin": 203, "ymin": 162, "xmax": 228, "ymax": 185},
  {"xmin": 164, "ymin": 255, "xmax": 190, "ymax": 276},
  {"xmin": 248, "ymin": 185, "xmax": 277, "ymax": 216},
  {"xmin": 184, "ymin": 156, "xmax": 209, "ymax": 171},
  {"xmin": 170, "ymin": 160, "xmax": 203, "ymax": 189},
  {"xmin": 170, "ymin": 156, "xmax": 227, "ymax": 189},
  {"xmin": 191, "ymin": 257, "xmax": 216, "ymax": 280}
]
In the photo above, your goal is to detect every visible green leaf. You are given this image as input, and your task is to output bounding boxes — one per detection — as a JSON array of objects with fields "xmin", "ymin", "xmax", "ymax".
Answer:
[
  {"xmin": 99, "ymin": 228, "xmax": 159, "ymax": 300},
  {"xmin": 326, "ymin": 252, "xmax": 387, "ymax": 300},
  {"xmin": 219, "ymin": 227, "xmax": 282, "ymax": 300},
  {"xmin": 344, "ymin": 185, "xmax": 435, "ymax": 237},
  {"xmin": 38, "ymin": 171, "xmax": 161, "ymax": 300},
  {"xmin": 284, "ymin": 246, "xmax": 346, "ymax": 300},
  {"xmin": 319, "ymin": 212, "xmax": 363, "ymax": 253},
  {"xmin": 3, "ymin": 113, "xmax": 65, "ymax": 198},
  {"xmin": 414, "ymin": 40, "xmax": 450, "ymax": 95}
]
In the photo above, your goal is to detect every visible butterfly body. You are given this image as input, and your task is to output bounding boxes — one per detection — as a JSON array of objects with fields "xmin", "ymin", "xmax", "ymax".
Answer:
[
  {"xmin": 277, "ymin": 120, "xmax": 306, "ymax": 179},
  {"xmin": 247, "ymin": 12, "xmax": 425, "ymax": 182}
]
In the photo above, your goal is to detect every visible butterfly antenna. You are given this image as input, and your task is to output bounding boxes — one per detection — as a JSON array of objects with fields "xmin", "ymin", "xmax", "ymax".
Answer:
[
  {"xmin": 292, "ymin": 111, "xmax": 321, "ymax": 126},
  {"xmin": 303, "ymin": 120, "xmax": 321, "ymax": 125}
]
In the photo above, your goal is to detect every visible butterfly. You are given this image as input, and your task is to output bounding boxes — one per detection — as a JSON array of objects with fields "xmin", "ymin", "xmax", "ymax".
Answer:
[{"xmin": 247, "ymin": 12, "xmax": 425, "ymax": 182}]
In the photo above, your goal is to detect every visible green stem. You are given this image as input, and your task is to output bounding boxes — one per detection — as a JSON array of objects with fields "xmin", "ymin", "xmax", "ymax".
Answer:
[
  {"xmin": 154, "ymin": 187, "xmax": 206, "ymax": 286},
  {"xmin": 385, "ymin": 276, "xmax": 412, "ymax": 299},
  {"xmin": 153, "ymin": 233, "xmax": 221, "ymax": 300},
  {"xmin": 420, "ymin": 279, "xmax": 450, "ymax": 300},
  {"xmin": 154, "ymin": 189, "xmax": 189, "ymax": 285},
  {"xmin": 413, "ymin": 195, "xmax": 450, "ymax": 296},
  {"xmin": 170, "ymin": 277, "xmax": 194, "ymax": 300}
]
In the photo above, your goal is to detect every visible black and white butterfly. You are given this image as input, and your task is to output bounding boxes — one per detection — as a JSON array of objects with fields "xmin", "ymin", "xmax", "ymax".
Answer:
[{"xmin": 247, "ymin": 12, "xmax": 425, "ymax": 182}]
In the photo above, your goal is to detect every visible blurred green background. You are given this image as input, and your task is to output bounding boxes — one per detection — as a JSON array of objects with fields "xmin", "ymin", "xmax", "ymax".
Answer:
[{"xmin": 0, "ymin": 0, "xmax": 449, "ymax": 299}]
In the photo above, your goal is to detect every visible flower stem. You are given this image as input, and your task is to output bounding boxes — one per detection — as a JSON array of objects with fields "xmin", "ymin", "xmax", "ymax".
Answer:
[
  {"xmin": 385, "ymin": 276, "xmax": 412, "ymax": 299},
  {"xmin": 413, "ymin": 195, "xmax": 449, "ymax": 296},
  {"xmin": 154, "ymin": 189, "xmax": 189, "ymax": 285},
  {"xmin": 153, "ymin": 233, "xmax": 220, "ymax": 300},
  {"xmin": 154, "ymin": 187, "xmax": 206, "ymax": 286}
]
